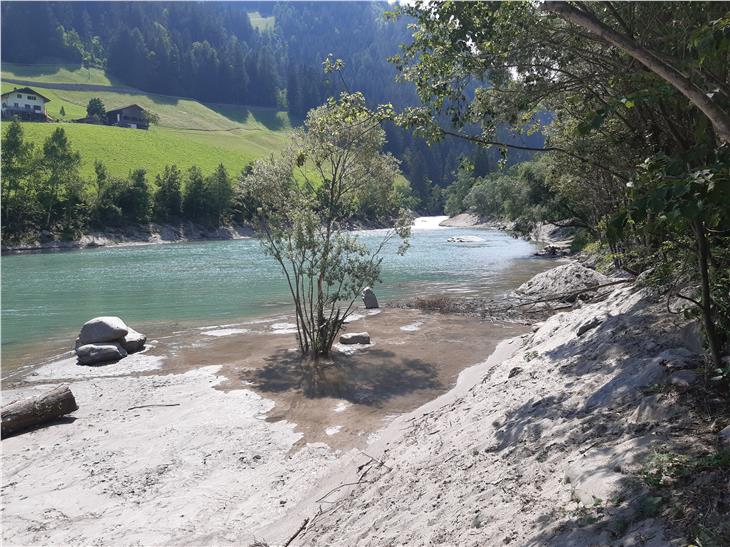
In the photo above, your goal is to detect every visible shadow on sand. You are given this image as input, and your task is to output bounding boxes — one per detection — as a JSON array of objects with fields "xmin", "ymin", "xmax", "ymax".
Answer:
[{"xmin": 241, "ymin": 348, "xmax": 441, "ymax": 407}]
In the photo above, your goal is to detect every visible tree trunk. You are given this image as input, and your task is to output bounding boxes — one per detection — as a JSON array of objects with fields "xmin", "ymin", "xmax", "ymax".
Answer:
[
  {"xmin": 541, "ymin": 1, "xmax": 730, "ymax": 144},
  {"xmin": 2, "ymin": 384, "xmax": 78, "ymax": 437},
  {"xmin": 692, "ymin": 220, "xmax": 723, "ymax": 368}
]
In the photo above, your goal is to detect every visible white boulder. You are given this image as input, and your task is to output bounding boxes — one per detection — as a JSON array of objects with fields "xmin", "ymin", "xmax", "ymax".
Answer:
[
  {"xmin": 515, "ymin": 263, "xmax": 611, "ymax": 302},
  {"xmin": 76, "ymin": 343, "xmax": 128, "ymax": 366},
  {"xmin": 77, "ymin": 316, "xmax": 129, "ymax": 346}
]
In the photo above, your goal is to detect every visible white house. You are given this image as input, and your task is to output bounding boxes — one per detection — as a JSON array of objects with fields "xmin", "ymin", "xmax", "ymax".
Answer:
[{"xmin": 1, "ymin": 87, "xmax": 51, "ymax": 121}]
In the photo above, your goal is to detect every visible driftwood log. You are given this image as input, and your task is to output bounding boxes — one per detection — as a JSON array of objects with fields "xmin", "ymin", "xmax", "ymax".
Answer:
[{"xmin": 2, "ymin": 384, "xmax": 78, "ymax": 438}]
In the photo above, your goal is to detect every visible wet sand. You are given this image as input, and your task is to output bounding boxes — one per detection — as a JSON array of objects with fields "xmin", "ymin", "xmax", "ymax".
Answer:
[{"xmin": 9, "ymin": 308, "xmax": 528, "ymax": 451}]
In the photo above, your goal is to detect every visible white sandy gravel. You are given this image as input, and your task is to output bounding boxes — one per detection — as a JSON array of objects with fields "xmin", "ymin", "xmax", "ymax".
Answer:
[
  {"xmin": 2, "ymin": 366, "xmax": 339, "ymax": 546},
  {"xmin": 262, "ymin": 283, "xmax": 694, "ymax": 546}
]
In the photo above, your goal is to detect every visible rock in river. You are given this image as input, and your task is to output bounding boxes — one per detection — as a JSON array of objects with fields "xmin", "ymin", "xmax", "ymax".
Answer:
[
  {"xmin": 362, "ymin": 287, "xmax": 379, "ymax": 309},
  {"xmin": 77, "ymin": 316, "xmax": 129, "ymax": 346},
  {"xmin": 76, "ymin": 343, "xmax": 128, "ymax": 366},
  {"xmin": 340, "ymin": 332, "xmax": 371, "ymax": 345}
]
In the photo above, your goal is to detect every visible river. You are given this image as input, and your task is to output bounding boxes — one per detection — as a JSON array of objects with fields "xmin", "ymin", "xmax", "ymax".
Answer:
[{"xmin": 1, "ymin": 217, "xmax": 550, "ymax": 372}]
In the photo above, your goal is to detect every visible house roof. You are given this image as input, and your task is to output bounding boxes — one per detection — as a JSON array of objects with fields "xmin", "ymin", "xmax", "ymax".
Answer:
[
  {"xmin": 106, "ymin": 104, "xmax": 146, "ymax": 115},
  {"xmin": 0, "ymin": 87, "xmax": 51, "ymax": 102}
]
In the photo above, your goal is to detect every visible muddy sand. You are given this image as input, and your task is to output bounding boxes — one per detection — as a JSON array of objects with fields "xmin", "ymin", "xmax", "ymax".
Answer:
[{"xmin": 1, "ymin": 307, "xmax": 527, "ymax": 544}]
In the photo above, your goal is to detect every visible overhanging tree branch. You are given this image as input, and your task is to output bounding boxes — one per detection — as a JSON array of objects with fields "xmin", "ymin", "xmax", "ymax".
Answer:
[
  {"xmin": 439, "ymin": 128, "xmax": 629, "ymax": 180},
  {"xmin": 541, "ymin": 1, "xmax": 730, "ymax": 143}
]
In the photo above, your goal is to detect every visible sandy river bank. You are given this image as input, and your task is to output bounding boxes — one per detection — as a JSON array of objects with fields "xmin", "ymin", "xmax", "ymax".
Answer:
[{"xmin": 1, "ymin": 306, "xmax": 528, "ymax": 544}]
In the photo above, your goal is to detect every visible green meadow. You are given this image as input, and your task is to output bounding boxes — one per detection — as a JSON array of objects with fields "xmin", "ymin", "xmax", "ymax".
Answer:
[
  {"xmin": 16, "ymin": 123, "xmax": 288, "ymax": 180},
  {"xmin": 2, "ymin": 64, "xmax": 294, "ymax": 180},
  {"xmin": 1, "ymin": 62, "xmax": 117, "ymax": 86}
]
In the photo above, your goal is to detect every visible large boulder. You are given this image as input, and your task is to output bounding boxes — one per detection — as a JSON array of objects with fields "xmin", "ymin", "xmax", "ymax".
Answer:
[
  {"xmin": 362, "ymin": 287, "xmax": 379, "ymax": 309},
  {"xmin": 515, "ymin": 263, "xmax": 611, "ymax": 302},
  {"xmin": 120, "ymin": 327, "xmax": 147, "ymax": 354},
  {"xmin": 340, "ymin": 332, "xmax": 371, "ymax": 345},
  {"xmin": 76, "ymin": 343, "xmax": 128, "ymax": 366},
  {"xmin": 77, "ymin": 316, "xmax": 129, "ymax": 346}
]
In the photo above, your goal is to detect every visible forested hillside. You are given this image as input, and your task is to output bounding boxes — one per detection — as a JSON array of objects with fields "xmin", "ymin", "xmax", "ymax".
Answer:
[{"xmin": 0, "ymin": 1, "xmax": 489, "ymax": 200}]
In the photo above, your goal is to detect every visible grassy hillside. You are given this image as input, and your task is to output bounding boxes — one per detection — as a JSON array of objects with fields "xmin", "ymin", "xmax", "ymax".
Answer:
[
  {"xmin": 1, "ymin": 62, "xmax": 117, "ymax": 86},
  {"xmin": 2, "ymin": 63, "xmax": 294, "ymax": 180},
  {"xmin": 16, "ymin": 123, "xmax": 285, "ymax": 180}
]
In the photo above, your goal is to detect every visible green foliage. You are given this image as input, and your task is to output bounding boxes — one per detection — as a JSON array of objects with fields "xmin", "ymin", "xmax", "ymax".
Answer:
[
  {"xmin": 241, "ymin": 91, "xmax": 411, "ymax": 360},
  {"xmin": 39, "ymin": 127, "xmax": 82, "ymax": 232},
  {"xmin": 206, "ymin": 164, "xmax": 233, "ymax": 226},
  {"xmin": 641, "ymin": 449, "xmax": 730, "ymax": 488},
  {"xmin": 86, "ymin": 97, "xmax": 105, "ymax": 122},
  {"xmin": 612, "ymin": 151, "xmax": 730, "ymax": 370},
  {"xmin": 444, "ymin": 160, "xmax": 476, "ymax": 216},
  {"xmin": 153, "ymin": 165, "xmax": 183, "ymax": 222},
  {"xmin": 118, "ymin": 169, "xmax": 152, "ymax": 224},
  {"xmin": 393, "ymin": 0, "xmax": 730, "ymax": 367},
  {"xmin": 182, "ymin": 166, "xmax": 208, "ymax": 223},
  {"xmin": 444, "ymin": 157, "xmax": 564, "ymax": 231},
  {"xmin": 1, "ymin": 120, "xmax": 37, "ymax": 236}
]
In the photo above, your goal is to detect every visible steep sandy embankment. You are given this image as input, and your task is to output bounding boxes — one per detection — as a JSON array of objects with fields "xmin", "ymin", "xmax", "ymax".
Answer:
[{"xmin": 266, "ymin": 274, "xmax": 708, "ymax": 546}]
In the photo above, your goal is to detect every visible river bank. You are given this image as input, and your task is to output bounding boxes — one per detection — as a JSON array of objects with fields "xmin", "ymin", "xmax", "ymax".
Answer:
[
  {"xmin": 4, "ymin": 262, "xmax": 723, "ymax": 545},
  {"xmin": 1, "ymin": 218, "xmax": 393, "ymax": 254},
  {"xmin": 440, "ymin": 212, "xmax": 577, "ymax": 254},
  {"xmin": 1, "ymin": 221, "xmax": 255, "ymax": 253},
  {"xmin": 267, "ymin": 268, "xmax": 728, "ymax": 546},
  {"xmin": 1, "ymin": 306, "xmax": 528, "ymax": 544},
  {"xmin": 5, "ymin": 224, "xmax": 724, "ymax": 545}
]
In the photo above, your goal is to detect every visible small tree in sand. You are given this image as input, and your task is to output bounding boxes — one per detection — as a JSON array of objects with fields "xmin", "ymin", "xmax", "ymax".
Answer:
[{"xmin": 241, "ymin": 92, "xmax": 411, "ymax": 361}]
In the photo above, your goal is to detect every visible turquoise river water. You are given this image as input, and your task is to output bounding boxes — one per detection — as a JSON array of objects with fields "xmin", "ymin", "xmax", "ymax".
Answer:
[{"xmin": 1, "ymin": 218, "xmax": 550, "ymax": 370}]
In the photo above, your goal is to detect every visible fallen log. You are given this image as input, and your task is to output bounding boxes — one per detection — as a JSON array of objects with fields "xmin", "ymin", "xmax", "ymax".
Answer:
[{"xmin": 2, "ymin": 384, "xmax": 78, "ymax": 438}]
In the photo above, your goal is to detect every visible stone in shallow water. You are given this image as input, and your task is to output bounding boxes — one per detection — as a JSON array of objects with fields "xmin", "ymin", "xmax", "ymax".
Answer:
[
  {"xmin": 76, "ymin": 343, "xmax": 128, "ymax": 366},
  {"xmin": 339, "ymin": 332, "xmax": 371, "ymax": 345},
  {"xmin": 362, "ymin": 287, "xmax": 379, "ymax": 309},
  {"xmin": 77, "ymin": 316, "xmax": 129, "ymax": 346}
]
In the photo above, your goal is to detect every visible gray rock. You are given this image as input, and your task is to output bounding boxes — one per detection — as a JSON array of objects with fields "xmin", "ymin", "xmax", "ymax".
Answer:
[
  {"xmin": 719, "ymin": 425, "xmax": 730, "ymax": 448},
  {"xmin": 76, "ymin": 343, "xmax": 128, "ymax": 366},
  {"xmin": 77, "ymin": 316, "xmax": 129, "ymax": 346},
  {"xmin": 669, "ymin": 369, "xmax": 699, "ymax": 388},
  {"xmin": 340, "ymin": 332, "xmax": 371, "ymax": 345},
  {"xmin": 362, "ymin": 287, "xmax": 379, "ymax": 309},
  {"xmin": 678, "ymin": 320, "xmax": 704, "ymax": 354},
  {"xmin": 515, "ymin": 263, "xmax": 611, "ymax": 303},
  {"xmin": 656, "ymin": 347, "xmax": 701, "ymax": 371},
  {"xmin": 120, "ymin": 327, "xmax": 147, "ymax": 353},
  {"xmin": 630, "ymin": 395, "xmax": 679, "ymax": 424},
  {"xmin": 576, "ymin": 316, "xmax": 604, "ymax": 337}
]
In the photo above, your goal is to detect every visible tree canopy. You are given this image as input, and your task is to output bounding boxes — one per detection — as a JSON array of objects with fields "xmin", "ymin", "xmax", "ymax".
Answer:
[{"xmin": 392, "ymin": 1, "xmax": 730, "ymax": 369}]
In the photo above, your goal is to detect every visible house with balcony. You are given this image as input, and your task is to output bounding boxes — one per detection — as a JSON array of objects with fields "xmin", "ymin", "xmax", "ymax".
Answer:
[{"xmin": 1, "ymin": 87, "xmax": 51, "ymax": 121}]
